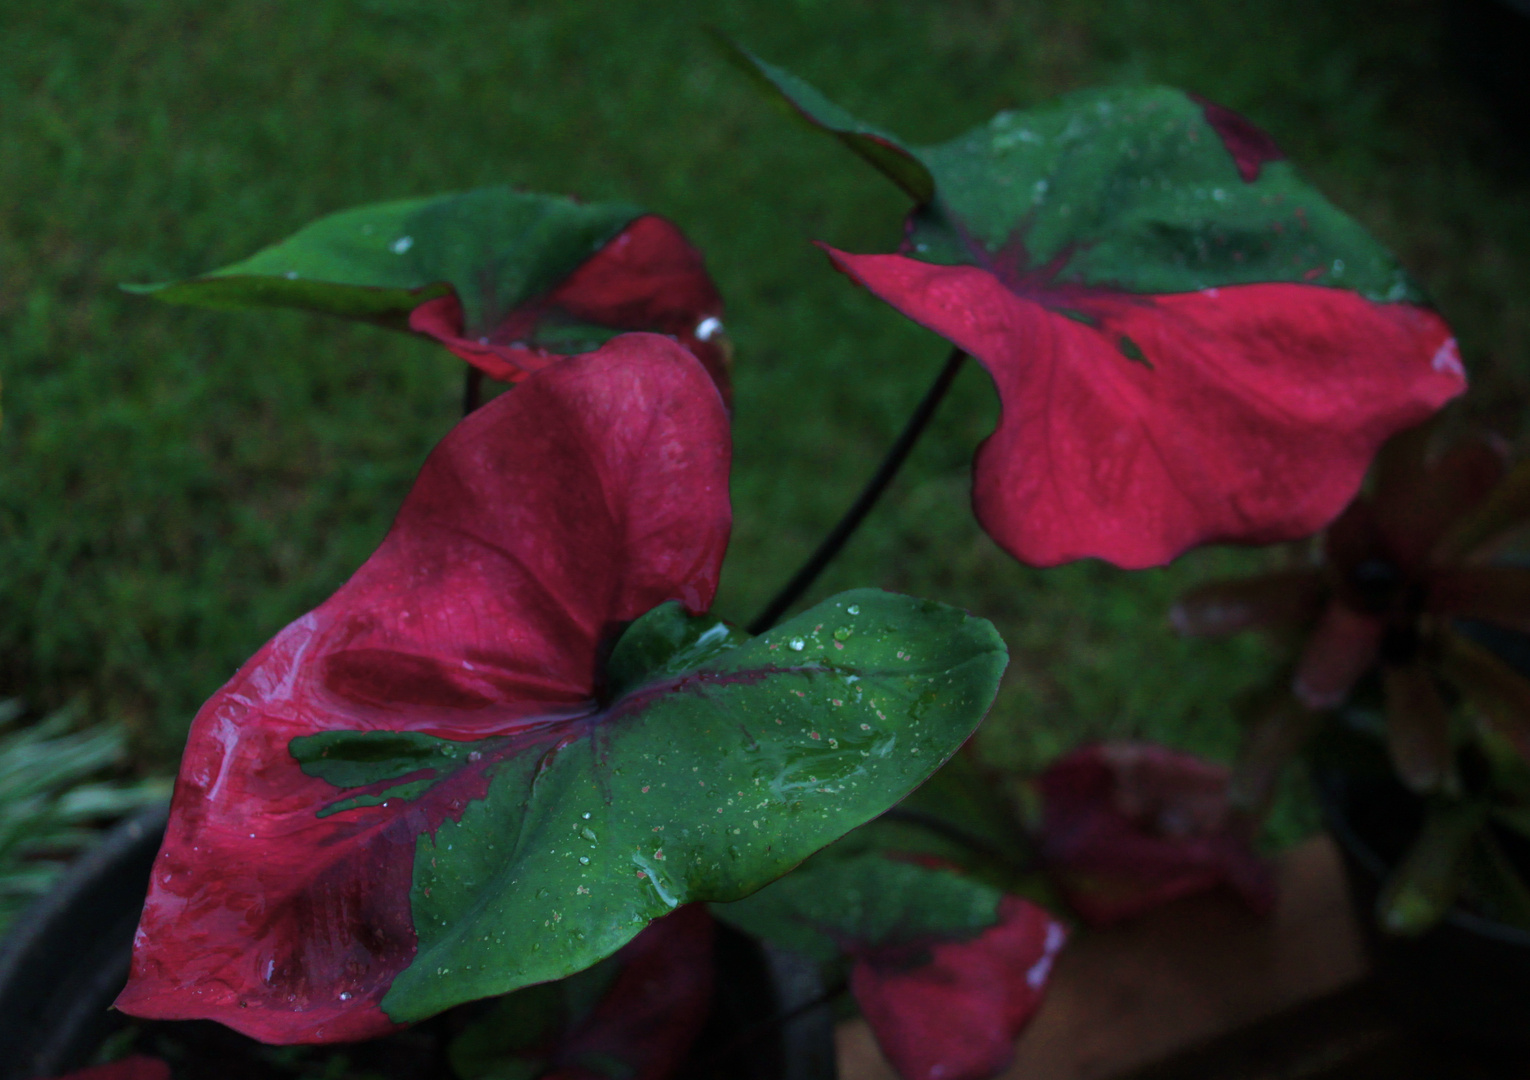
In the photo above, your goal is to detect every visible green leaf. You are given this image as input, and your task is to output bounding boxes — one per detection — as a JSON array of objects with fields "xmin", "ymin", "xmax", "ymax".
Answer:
[
  {"xmin": 723, "ymin": 50, "xmax": 1419, "ymax": 301},
  {"xmin": 300, "ymin": 588, "xmax": 1007, "ymax": 1022},
  {"xmin": 715, "ymin": 846, "xmax": 1003, "ymax": 964},
  {"xmin": 711, "ymin": 34, "xmax": 934, "ymax": 203},
  {"xmin": 127, "ymin": 187, "xmax": 642, "ymax": 336},
  {"xmin": 1377, "ymin": 799, "xmax": 1486, "ymax": 936},
  {"xmin": 603, "ymin": 602, "xmax": 749, "ymax": 700}
]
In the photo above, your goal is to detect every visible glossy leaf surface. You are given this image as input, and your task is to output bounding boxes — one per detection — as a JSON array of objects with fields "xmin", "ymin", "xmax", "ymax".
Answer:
[
  {"xmin": 127, "ymin": 188, "xmax": 729, "ymax": 392},
  {"xmin": 730, "ymin": 47, "xmax": 1465, "ymax": 567},
  {"xmin": 1036, "ymin": 742, "xmax": 1273, "ymax": 926},
  {"xmin": 717, "ymin": 850, "xmax": 1065, "ymax": 1080},
  {"xmin": 116, "ymin": 334, "xmax": 733, "ymax": 1042}
]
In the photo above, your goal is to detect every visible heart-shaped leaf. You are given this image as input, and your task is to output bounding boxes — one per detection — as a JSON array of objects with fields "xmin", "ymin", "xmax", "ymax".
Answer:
[
  {"xmin": 716, "ymin": 849, "xmax": 1065, "ymax": 1080},
  {"xmin": 116, "ymin": 335, "xmax": 1007, "ymax": 1042},
  {"xmin": 116, "ymin": 333, "xmax": 733, "ymax": 1043},
  {"xmin": 728, "ymin": 46, "xmax": 1465, "ymax": 568},
  {"xmin": 127, "ymin": 187, "xmax": 730, "ymax": 394}
]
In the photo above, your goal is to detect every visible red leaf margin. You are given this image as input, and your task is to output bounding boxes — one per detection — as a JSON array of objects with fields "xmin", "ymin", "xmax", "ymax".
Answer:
[
  {"xmin": 115, "ymin": 333, "xmax": 732, "ymax": 1043},
  {"xmin": 852, "ymin": 896, "xmax": 1068, "ymax": 1080},
  {"xmin": 824, "ymin": 248, "xmax": 1465, "ymax": 569},
  {"xmin": 408, "ymin": 215, "xmax": 732, "ymax": 403}
]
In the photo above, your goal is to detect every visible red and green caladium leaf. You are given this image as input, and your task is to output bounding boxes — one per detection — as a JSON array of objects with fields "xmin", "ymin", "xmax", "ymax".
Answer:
[
  {"xmin": 126, "ymin": 186, "xmax": 731, "ymax": 397},
  {"xmin": 716, "ymin": 848, "xmax": 1066, "ymax": 1080},
  {"xmin": 724, "ymin": 43, "xmax": 1465, "ymax": 568},
  {"xmin": 115, "ymin": 334, "xmax": 1008, "ymax": 1044}
]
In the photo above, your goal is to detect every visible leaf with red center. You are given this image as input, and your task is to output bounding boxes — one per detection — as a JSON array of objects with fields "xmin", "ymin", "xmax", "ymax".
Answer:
[
  {"xmin": 125, "ymin": 187, "xmax": 729, "ymax": 395},
  {"xmin": 115, "ymin": 334, "xmax": 1007, "ymax": 1042},
  {"xmin": 728, "ymin": 47, "xmax": 1466, "ymax": 567},
  {"xmin": 716, "ymin": 850, "xmax": 1066, "ymax": 1080},
  {"xmin": 1035, "ymin": 742, "xmax": 1273, "ymax": 926},
  {"xmin": 448, "ymin": 906, "xmax": 714, "ymax": 1080}
]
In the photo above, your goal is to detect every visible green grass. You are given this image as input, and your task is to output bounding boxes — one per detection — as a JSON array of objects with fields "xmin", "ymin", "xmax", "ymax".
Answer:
[{"xmin": 3, "ymin": 0, "xmax": 1527, "ymax": 845}]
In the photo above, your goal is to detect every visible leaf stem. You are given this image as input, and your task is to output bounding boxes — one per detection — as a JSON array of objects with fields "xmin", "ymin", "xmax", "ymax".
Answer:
[
  {"xmin": 746, "ymin": 346, "xmax": 967, "ymax": 635},
  {"xmin": 462, "ymin": 365, "xmax": 484, "ymax": 416}
]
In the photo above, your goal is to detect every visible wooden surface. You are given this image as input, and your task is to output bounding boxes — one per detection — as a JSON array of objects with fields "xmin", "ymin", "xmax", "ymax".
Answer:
[{"xmin": 836, "ymin": 836, "xmax": 1370, "ymax": 1080}]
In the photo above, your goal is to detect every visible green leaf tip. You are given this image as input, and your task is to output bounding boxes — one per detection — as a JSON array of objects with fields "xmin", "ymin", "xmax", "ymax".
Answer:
[{"xmin": 711, "ymin": 34, "xmax": 935, "ymax": 204}]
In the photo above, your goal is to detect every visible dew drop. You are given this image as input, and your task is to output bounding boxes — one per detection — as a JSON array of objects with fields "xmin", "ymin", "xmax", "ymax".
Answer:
[
  {"xmin": 847, "ymin": 605, "xmax": 860, "ymax": 615},
  {"xmin": 579, "ymin": 856, "xmax": 590, "ymax": 865},
  {"xmin": 581, "ymin": 827, "xmax": 597, "ymax": 841},
  {"xmin": 391, "ymin": 235, "xmax": 414, "ymax": 254},
  {"xmin": 788, "ymin": 638, "xmax": 805, "ymax": 652}
]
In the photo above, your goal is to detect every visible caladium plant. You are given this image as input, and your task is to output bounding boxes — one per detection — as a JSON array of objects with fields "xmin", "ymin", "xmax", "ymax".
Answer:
[
  {"xmin": 97, "ymin": 36, "xmax": 1479, "ymax": 1080},
  {"xmin": 721, "ymin": 41, "xmax": 1466, "ymax": 569},
  {"xmin": 115, "ymin": 334, "xmax": 1009, "ymax": 1044},
  {"xmin": 128, "ymin": 186, "xmax": 731, "ymax": 401}
]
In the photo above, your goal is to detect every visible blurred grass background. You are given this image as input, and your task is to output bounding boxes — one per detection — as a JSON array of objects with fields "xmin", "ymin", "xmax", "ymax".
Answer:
[{"xmin": 2, "ymin": 0, "xmax": 1527, "ymax": 845}]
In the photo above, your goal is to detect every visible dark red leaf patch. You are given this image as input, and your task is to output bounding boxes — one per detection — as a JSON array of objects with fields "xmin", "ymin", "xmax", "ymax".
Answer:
[
  {"xmin": 542, "ymin": 906, "xmax": 715, "ymax": 1080},
  {"xmin": 1036, "ymin": 742, "xmax": 1274, "ymax": 926},
  {"xmin": 1189, "ymin": 94, "xmax": 1285, "ymax": 182}
]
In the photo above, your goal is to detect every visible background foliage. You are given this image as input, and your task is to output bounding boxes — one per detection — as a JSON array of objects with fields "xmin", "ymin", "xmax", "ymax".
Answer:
[{"xmin": 3, "ymin": 0, "xmax": 1527, "ymax": 846}]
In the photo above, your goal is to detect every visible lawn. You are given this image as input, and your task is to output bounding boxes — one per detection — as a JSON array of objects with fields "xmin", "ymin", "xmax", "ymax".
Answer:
[{"xmin": 2, "ymin": 0, "xmax": 1527, "ymax": 847}]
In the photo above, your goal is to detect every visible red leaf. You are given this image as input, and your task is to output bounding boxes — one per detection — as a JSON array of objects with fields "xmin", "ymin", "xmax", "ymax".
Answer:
[
  {"xmin": 851, "ymin": 896, "xmax": 1067, "ymax": 1080},
  {"xmin": 47, "ymin": 1059, "xmax": 170, "ymax": 1080},
  {"xmin": 115, "ymin": 334, "xmax": 732, "ymax": 1043},
  {"xmin": 1188, "ymin": 95, "xmax": 1285, "ymax": 182},
  {"xmin": 409, "ymin": 215, "xmax": 731, "ymax": 401},
  {"xmin": 1036, "ymin": 742, "xmax": 1274, "ymax": 926},
  {"xmin": 544, "ymin": 906, "xmax": 715, "ymax": 1080},
  {"xmin": 823, "ymin": 249, "xmax": 1464, "ymax": 569}
]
